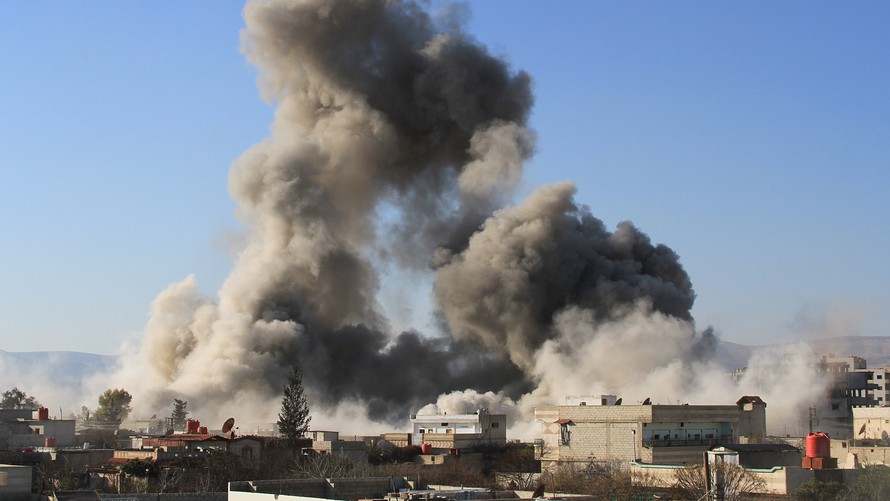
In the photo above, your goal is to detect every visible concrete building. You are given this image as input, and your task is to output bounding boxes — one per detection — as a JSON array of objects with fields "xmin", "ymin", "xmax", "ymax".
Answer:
[
  {"xmin": 816, "ymin": 355, "xmax": 879, "ymax": 439},
  {"xmin": 868, "ymin": 366, "xmax": 890, "ymax": 406},
  {"xmin": 409, "ymin": 409, "xmax": 506, "ymax": 453},
  {"xmin": 133, "ymin": 432, "xmax": 228, "ymax": 452},
  {"xmin": 534, "ymin": 396, "xmax": 767, "ymax": 467},
  {"xmin": 852, "ymin": 406, "xmax": 890, "ymax": 444},
  {"xmin": 0, "ymin": 408, "xmax": 76, "ymax": 450},
  {"xmin": 716, "ymin": 443, "xmax": 802, "ymax": 469},
  {"xmin": 307, "ymin": 431, "xmax": 368, "ymax": 463}
]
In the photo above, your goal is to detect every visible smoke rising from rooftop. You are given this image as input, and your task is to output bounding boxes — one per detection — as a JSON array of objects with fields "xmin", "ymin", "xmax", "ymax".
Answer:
[{"xmin": 105, "ymin": 0, "xmax": 822, "ymax": 434}]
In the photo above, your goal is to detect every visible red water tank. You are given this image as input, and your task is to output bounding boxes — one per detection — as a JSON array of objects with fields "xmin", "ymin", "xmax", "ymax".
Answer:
[
  {"xmin": 38, "ymin": 407, "xmax": 49, "ymax": 420},
  {"xmin": 44, "ymin": 437, "xmax": 57, "ymax": 447},
  {"xmin": 806, "ymin": 432, "xmax": 831, "ymax": 458},
  {"xmin": 421, "ymin": 443, "xmax": 432, "ymax": 454},
  {"xmin": 198, "ymin": 426, "xmax": 208, "ymax": 434},
  {"xmin": 186, "ymin": 419, "xmax": 200, "ymax": 434}
]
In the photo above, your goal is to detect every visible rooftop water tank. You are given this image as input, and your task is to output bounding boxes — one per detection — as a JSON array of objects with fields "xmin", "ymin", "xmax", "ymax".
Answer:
[
  {"xmin": 186, "ymin": 419, "xmax": 200, "ymax": 434},
  {"xmin": 806, "ymin": 432, "xmax": 831, "ymax": 458}
]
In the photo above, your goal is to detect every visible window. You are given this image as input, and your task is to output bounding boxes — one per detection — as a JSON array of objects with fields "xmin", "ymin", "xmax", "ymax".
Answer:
[
  {"xmin": 441, "ymin": 423, "xmax": 448, "ymax": 426},
  {"xmin": 491, "ymin": 422, "xmax": 500, "ymax": 428},
  {"xmin": 879, "ymin": 375, "xmax": 883, "ymax": 379},
  {"xmin": 831, "ymin": 403, "xmax": 840, "ymax": 411},
  {"xmin": 560, "ymin": 423, "xmax": 571, "ymax": 445}
]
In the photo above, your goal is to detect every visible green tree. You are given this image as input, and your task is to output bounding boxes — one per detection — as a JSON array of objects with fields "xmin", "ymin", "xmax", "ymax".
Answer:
[
  {"xmin": 844, "ymin": 464, "xmax": 890, "ymax": 501},
  {"xmin": 171, "ymin": 398, "xmax": 189, "ymax": 429},
  {"xmin": 794, "ymin": 478, "xmax": 846, "ymax": 500},
  {"xmin": 93, "ymin": 388, "xmax": 132, "ymax": 424},
  {"xmin": 277, "ymin": 364, "xmax": 311, "ymax": 447},
  {"xmin": 120, "ymin": 458, "xmax": 158, "ymax": 477},
  {"xmin": 1, "ymin": 387, "xmax": 40, "ymax": 409}
]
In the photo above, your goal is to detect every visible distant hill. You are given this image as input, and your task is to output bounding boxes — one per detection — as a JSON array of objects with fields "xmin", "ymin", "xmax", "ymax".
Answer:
[
  {"xmin": 712, "ymin": 339, "xmax": 754, "ymax": 369},
  {"xmin": 2, "ymin": 336, "xmax": 890, "ymax": 392},
  {"xmin": 712, "ymin": 336, "xmax": 890, "ymax": 370},
  {"xmin": 0, "ymin": 350, "xmax": 116, "ymax": 386},
  {"xmin": 801, "ymin": 336, "xmax": 890, "ymax": 368}
]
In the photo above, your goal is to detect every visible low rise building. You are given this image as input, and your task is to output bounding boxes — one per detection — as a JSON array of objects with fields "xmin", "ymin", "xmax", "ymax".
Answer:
[
  {"xmin": 306, "ymin": 431, "xmax": 368, "ymax": 463},
  {"xmin": 535, "ymin": 396, "xmax": 767, "ymax": 467},
  {"xmin": 135, "ymin": 432, "xmax": 228, "ymax": 452},
  {"xmin": 853, "ymin": 406, "xmax": 890, "ymax": 444},
  {"xmin": 0, "ymin": 408, "xmax": 76, "ymax": 450},
  {"xmin": 410, "ymin": 408, "xmax": 506, "ymax": 453}
]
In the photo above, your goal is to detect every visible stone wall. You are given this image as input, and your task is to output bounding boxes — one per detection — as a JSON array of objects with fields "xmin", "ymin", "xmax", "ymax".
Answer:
[
  {"xmin": 231, "ymin": 477, "xmax": 401, "ymax": 501},
  {"xmin": 99, "ymin": 493, "xmax": 227, "ymax": 501}
]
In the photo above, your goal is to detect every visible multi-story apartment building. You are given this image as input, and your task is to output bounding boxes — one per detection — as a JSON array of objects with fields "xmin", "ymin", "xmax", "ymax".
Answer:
[
  {"xmin": 867, "ymin": 366, "xmax": 889, "ymax": 406},
  {"xmin": 816, "ymin": 355, "xmax": 879, "ymax": 439}
]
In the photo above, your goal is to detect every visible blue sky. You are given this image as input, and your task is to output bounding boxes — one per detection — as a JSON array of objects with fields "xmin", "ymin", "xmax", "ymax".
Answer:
[{"xmin": 1, "ymin": 1, "xmax": 887, "ymax": 355}]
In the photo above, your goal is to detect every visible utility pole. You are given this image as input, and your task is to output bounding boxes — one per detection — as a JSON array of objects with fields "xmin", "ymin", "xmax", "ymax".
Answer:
[{"xmin": 808, "ymin": 407, "xmax": 816, "ymax": 434}]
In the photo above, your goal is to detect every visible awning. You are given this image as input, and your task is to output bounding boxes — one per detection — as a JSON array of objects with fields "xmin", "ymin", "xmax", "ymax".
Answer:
[{"xmin": 554, "ymin": 419, "xmax": 573, "ymax": 425}]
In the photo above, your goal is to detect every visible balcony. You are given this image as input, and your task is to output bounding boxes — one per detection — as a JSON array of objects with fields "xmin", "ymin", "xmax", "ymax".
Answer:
[{"xmin": 642, "ymin": 436, "xmax": 733, "ymax": 448}]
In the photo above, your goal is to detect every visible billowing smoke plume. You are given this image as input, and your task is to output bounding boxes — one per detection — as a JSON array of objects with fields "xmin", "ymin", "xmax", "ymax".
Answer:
[
  {"xmin": 433, "ymin": 182, "xmax": 695, "ymax": 370},
  {"xmin": 104, "ymin": 0, "xmax": 821, "ymax": 435}
]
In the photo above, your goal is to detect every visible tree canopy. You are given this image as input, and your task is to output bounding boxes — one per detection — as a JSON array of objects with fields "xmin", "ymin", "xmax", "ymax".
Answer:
[
  {"xmin": 1, "ymin": 387, "xmax": 40, "ymax": 409},
  {"xmin": 277, "ymin": 364, "xmax": 311, "ymax": 445},
  {"xmin": 93, "ymin": 388, "xmax": 132, "ymax": 424}
]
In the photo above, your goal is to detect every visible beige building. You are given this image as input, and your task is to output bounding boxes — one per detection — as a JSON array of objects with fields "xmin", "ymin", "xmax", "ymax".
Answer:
[
  {"xmin": 535, "ymin": 396, "xmax": 767, "ymax": 467},
  {"xmin": 853, "ymin": 406, "xmax": 890, "ymax": 443}
]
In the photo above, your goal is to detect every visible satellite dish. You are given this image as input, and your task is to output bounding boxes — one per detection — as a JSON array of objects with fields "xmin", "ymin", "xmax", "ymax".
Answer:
[
  {"xmin": 615, "ymin": 398, "xmax": 622, "ymax": 405},
  {"xmin": 165, "ymin": 428, "xmax": 175, "ymax": 436},
  {"xmin": 531, "ymin": 484, "xmax": 546, "ymax": 499},
  {"xmin": 222, "ymin": 417, "xmax": 235, "ymax": 433},
  {"xmin": 642, "ymin": 397, "xmax": 651, "ymax": 405}
]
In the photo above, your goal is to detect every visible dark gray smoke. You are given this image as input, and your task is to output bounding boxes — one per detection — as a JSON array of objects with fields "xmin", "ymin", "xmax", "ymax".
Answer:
[
  {"xmin": 434, "ymin": 182, "xmax": 695, "ymax": 370},
  {"xmin": 117, "ymin": 0, "xmax": 705, "ymax": 428}
]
